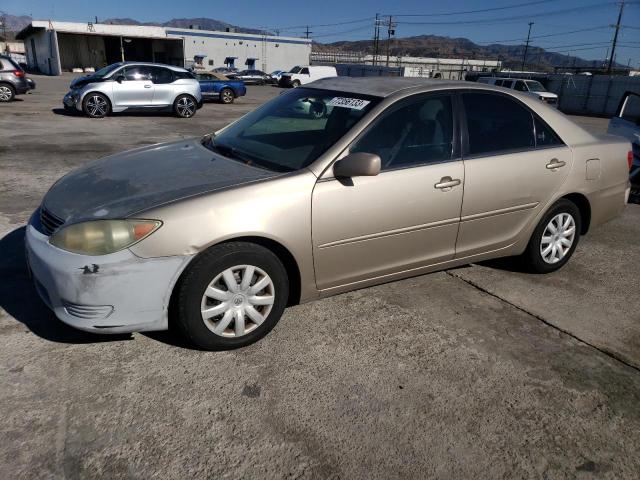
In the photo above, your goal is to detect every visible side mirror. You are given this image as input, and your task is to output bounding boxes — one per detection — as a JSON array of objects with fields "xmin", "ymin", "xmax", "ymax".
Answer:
[
  {"xmin": 333, "ymin": 152, "xmax": 381, "ymax": 178},
  {"xmin": 115, "ymin": 75, "xmax": 125, "ymax": 83}
]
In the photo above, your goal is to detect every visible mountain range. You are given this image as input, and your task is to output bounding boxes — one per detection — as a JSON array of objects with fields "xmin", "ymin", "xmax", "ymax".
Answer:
[{"xmin": 1, "ymin": 14, "xmax": 618, "ymax": 71}]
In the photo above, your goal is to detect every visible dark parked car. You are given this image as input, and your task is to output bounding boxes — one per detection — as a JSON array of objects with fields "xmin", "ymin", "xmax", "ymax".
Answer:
[
  {"xmin": 0, "ymin": 55, "xmax": 35, "ymax": 102},
  {"xmin": 229, "ymin": 69, "xmax": 270, "ymax": 85},
  {"xmin": 608, "ymin": 91, "xmax": 640, "ymax": 203},
  {"xmin": 196, "ymin": 72, "xmax": 246, "ymax": 104}
]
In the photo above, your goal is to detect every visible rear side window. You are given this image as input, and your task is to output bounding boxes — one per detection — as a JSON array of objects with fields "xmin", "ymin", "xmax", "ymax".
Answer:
[
  {"xmin": 174, "ymin": 71, "xmax": 195, "ymax": 80},
  {"xmin": 494, "ymin": 79, "xmax": 504, "ymax": 86},
  {"xmin": 534, "ymin": 115, "xmax": 563, "ymax": 147},
  {"xmin": 463, "ymin": 92, "xmax": 534, "ymax": 155},
  {"xmin": 300, "ymin": 67, "xmax": 310, "ymax": 74},
  {"xmin": 150, "ymin": 67, "xmax": 173, "ymax": 84}
]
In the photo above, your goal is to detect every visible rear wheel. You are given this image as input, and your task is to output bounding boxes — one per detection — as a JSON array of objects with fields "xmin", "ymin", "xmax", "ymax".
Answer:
[
  {"xmin": 82, "ymin": 93, "xmax": 110, "ymax": 118},
  {"xmin": 0, "ymin": 83, "xmax": 15, "ymax": 102},
  {"xmin": 174, "ymin": 94, "xmax": 197, "ymax": 118},
  {"xmin": 175, "ymin": 242, "xmax": 289, "ymax": 350},
  {"xmin": 521, "ymin": 199, "xmax": 581, "ymax": 273},
  {"xmin": 219, "ymin": 88, "xmax": 234, "ymax": 104}
]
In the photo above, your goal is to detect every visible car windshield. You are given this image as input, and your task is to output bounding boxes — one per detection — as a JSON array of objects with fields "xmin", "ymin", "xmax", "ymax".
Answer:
[
  {"xmin": 203, "ymin": 88, "xmax": 380, "ymax": 172},
  {"xmin": 526, "ymin": 81, "xmax": 546, "ymax": 92},
  {"xmin": 92, "ymin": 63, "xmax": 123, "ymax": 79}
]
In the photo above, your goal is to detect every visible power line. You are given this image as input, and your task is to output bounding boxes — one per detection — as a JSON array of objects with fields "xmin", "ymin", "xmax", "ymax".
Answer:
[
  {"xmin": 394, "ymin": 2, "xmax": 618, "ymax": 26},
  {"xmin": 390, "ymin": 0, "xmax": 558, "ymax": 17},
  {"xmin": 476, "ymin": 25, "xmax": 612, "ymax": 44}
]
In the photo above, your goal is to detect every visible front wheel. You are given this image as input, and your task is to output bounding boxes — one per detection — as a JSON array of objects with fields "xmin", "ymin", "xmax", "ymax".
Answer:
[
  {"xmin": 175, "ymin": 242, "xmax": 289, "ymax": 350},
  {"xmin": 291, "ymin": 80, "xmax": 301, "ymax": 88},
  {"xmin": 83, "ymin": 93, "xmax": 110, "ymax": 118},
  {"xmin": 174, "ymin": 94, "xmax": 197, "ymax": 118},
  {"xmin": 521, "ymin": 199, "xmax": 581, "ymax": 273}
]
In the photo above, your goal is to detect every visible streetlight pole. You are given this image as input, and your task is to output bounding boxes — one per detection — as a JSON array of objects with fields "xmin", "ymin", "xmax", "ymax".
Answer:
[{"xmin": 521, "ymin": 22, "xmax": 533, "ymax": 71}]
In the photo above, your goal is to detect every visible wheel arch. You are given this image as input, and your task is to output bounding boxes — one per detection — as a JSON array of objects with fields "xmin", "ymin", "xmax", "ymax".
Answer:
[
  {"xmin": 81, "ymin": 90, "xmax": 113, "ymax": 111},
  {"xmin": 561, "ymin": 192, "xmax": 591, "ymax": 234},
  {"xmin": 170, "ymin": 235, "xmax": 302, "ymax": 311}
]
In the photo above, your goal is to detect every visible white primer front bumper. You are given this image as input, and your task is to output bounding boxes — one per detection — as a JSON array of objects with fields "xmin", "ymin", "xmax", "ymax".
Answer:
[{"xmin": 25, "ymin": 223, "xmax": 194, "ymax": 333}]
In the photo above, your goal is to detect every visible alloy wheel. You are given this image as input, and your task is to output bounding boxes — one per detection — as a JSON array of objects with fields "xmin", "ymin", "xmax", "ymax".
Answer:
[
  {"xmin": 221, "ymin": 90, "xmax": 233, "ymax": 104},
  {"xmin": 540, "ymin": 213, "xmax": 576, "ymax": 264},
  {"xmin": 177, "ymin": 97, "xmax": 196, "ymax": 117},
  {"xmin": 200, "ymin": 265, "xmax": 275, "ymax": 337},
  {"xmin": 0, "ymin": 85, "xmax": 13, "ymax": 101},
  {"xmin": 86, "ymin": 95, "xmax": 108, "ymax": 117}
]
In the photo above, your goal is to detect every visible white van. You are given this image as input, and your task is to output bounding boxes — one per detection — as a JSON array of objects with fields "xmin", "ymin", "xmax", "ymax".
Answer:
[
  {"xmin": 478, "ymin": 77, "xmax": 558, "ymax": 106},
  {"xmin": 278, "ymin": 66, "xmax": 338, "ymax": 88}
]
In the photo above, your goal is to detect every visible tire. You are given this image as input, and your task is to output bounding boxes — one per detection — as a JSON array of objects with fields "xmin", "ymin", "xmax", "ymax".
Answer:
[
  {"xmin": 0, "ymin": 83, "xmax": 16, "ymax": 102},
  {"xmin": 82, "ymin": 92, "xmax": 110, "ymax": 118},
  {"xmin": 174, "ymin": 94, "xmax": 197, "ymax": 118},
  {"xmin": 521, "ymin": 199, "xmax": 581, "ymax": 273},
  {"xmin": 175, "ymin": 242, "xmax": 289, "ymax": 350},
  {"xmin": 291, "ymin": 80, "xmax": 301, "ymax": 88},
  {"xmin": 219, "ymin": 88, "xmax": 234, "ymax": 104}
]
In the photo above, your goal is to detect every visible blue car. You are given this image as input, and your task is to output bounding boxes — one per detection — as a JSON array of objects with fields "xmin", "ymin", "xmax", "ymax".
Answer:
[{"xmin": 196, "ymin": 72, "xmax": 246, "ymax": 104}]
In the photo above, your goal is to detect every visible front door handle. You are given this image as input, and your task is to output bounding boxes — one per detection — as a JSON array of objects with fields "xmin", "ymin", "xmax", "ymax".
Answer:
[
  {"xmin": 434, "ymin": 177, "xmax": 462, "ymax": 190},
  {"xmin": 546, "ymin": 159, "xmax": 566, "ymax": 170},
  {"xmin": 144, "ymin": 84, "xmax": 152, "ymax": 88}
]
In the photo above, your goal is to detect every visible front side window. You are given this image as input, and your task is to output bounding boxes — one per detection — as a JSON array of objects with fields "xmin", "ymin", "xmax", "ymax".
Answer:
[
  {"xmin": 205, "ymin": 88, "xmax": 379, "ymax": 172},
  {"xmin": 300, "ymin": 68, "xmax": 310, "ymax": 74},
  {"xmin": 502, "ymin": 80, "xmax": 513, "ymax": 89},
  {"xmin": 526, "ymin": 80, "xmax": 546, "ymax": 92},
  {"xmin": 351, "ymin": 95, "xmax": 454, "ymax": 170},
  {"xmin": 463, "ymin": 92, "xmax": 534, "ymax": 155},
  {"xmin": 514, "ymin": 81, "xmax": 528, "ymax": 92},
  {"xmin": 123, "ymin": 66, "xmax": 151, "ymax": 81}
]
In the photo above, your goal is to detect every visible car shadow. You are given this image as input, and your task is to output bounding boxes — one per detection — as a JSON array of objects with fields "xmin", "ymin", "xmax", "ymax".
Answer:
[
  {"xmin": 0, "ymin": 226, "xmax": 132, "ymax": 344},
  {"xmin": 51, "ymin": 108, "xmax": 182, "ymax": 118}
]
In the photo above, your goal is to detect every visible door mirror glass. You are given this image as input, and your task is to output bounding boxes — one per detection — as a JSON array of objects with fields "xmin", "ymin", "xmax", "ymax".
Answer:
[{"xmin": 333, "ymin": 152, "xmax": 381, "ymax": 178}]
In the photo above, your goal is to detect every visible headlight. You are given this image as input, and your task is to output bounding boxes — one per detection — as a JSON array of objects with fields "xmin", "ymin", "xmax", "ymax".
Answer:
[{"xmin": 50, "ymin": 219, "xmax": 161, "ymax": 255}]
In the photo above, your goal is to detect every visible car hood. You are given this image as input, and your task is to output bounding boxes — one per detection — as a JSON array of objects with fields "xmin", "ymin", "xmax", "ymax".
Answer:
[
  {"xmin": 536, "ymin": 91, "xmax": 558, "ymax": 99},
  {"xmin": 70, "ymin": 75, "xmax": 105, "ymax": 89},
  {"xmin": 42, "ymin": 138, "xmax": 278, "ymax": 224}
]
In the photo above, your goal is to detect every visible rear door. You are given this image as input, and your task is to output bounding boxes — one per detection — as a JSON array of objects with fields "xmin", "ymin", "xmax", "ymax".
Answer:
[
  {"xmin": 111, "ymin": 66, "xmax": 154, "ymax": 107},
  {"xmin": 150, "ymin": 67, "xmax": 176, "ymax": 106},
  {"xmin": 455, "ymin": 91, "xmax": 572, "ymax": 257}
]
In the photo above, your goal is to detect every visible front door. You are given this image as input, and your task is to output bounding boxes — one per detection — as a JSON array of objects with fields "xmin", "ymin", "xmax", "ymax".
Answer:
[
  {"xmin": 455, "ymin": 91, "xmax": 573, "ymax": 257},
  {"xmin": 112, "ymin": 65, "xmax": 154, "ymax": 107},
  {"xmin": 312, "ymin": 93, "xmax": 464, "ymax": 290}
]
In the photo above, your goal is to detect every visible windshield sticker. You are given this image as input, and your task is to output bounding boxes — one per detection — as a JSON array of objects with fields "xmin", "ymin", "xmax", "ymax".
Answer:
[{"xmin": 327, "ymin": 97, "xmax": 371, "ymax": 110}]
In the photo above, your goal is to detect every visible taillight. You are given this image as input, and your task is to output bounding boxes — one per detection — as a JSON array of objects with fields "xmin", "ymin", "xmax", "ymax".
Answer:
[
  {"xmin": 628, "ymin": 151, "xmax": 634, "ymax": 171},
  {"xmin": 13, "ymin": 70, "xmax": 25, "ymax": 78}
]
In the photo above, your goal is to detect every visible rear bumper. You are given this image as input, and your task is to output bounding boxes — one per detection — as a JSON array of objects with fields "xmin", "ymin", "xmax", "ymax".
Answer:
[{"xmin": 25, "ymin": 218, "xmax": 194, "ymax": 334}]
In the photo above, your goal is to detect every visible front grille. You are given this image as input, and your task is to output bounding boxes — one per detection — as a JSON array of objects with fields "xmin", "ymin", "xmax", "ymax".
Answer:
[
  {"xmin": 40, "ymin": 206, "xmax": 64, "ymax": 236},
  {"xmin": 63, "ymin": 301, "xmax": 114, "ymax": 320}
]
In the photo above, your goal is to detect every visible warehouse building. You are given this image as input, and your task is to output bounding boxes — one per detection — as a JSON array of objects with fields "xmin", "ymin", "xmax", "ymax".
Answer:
[{"xmin": 16, "ymin": 20, "xmax": 312, "ymax": 75}]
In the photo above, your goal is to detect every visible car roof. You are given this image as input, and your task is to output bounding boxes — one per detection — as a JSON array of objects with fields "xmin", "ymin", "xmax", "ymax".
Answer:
[
  {"xmin": 306, "ymin": 76, "xmax": 494, "ymax": 98},
  {"xmin": 118, "ymin": 61, "xmax": 189, "ymax": 72}
]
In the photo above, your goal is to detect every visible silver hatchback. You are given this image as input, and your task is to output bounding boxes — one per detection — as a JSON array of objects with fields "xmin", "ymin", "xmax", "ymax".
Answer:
[{"xmin": 63, "ymin": 62, "xmax": 202, "ymax": 118}]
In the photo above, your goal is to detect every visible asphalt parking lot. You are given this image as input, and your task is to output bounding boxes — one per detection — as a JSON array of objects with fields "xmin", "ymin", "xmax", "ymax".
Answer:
[{"xmin": 1, "ymin": 74, "xmax": 639, "ymax": 479}]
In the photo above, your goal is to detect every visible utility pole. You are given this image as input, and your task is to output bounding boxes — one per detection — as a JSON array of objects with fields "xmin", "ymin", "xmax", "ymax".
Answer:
[
  {"xmin": 304, "ymin": 25, "xmax": 312, "ymax": 39},
  {"xmin": 521, "ymin": 22, "xmax": 533, "ymax": 71},
  {"xmin": 607, "ymin": 0, "xmax": 625, "ymax": 74},
  {"xmin": 0, "ymin": 12, "xmax": 7, "ymax": 54},
  {"xmin": 385, "ymin": 15, "xmax": 396, "ymax": 67},
  {"xmin": 373, "ymin": 14, "xmax": 380, "ymax": 66}
]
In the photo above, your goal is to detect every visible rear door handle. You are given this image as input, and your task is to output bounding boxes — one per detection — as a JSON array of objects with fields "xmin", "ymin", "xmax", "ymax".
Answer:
[
  {"xmin": 434, "ymin": 177, "xmax": 462, "ymax": 190},
  {"xmin": 546, "ymin": 159, "xmax": 566, "ymax": 169},
  {"xmin": 144, "ymin": 85, "xmax": 152, "ymax": 88}
]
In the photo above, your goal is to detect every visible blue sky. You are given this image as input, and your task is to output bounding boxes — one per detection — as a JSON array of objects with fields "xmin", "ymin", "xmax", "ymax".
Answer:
[{"xmin": 4, "ymin": 0, "xmax": 640, "ymax": 67}]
